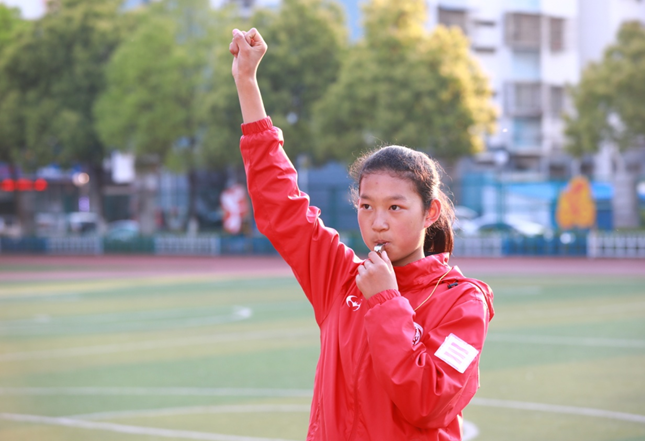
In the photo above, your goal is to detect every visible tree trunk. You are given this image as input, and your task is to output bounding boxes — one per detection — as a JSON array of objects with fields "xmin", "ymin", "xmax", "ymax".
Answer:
[
  {"xmin": 185, "ymin": 168, "xmax": 198, "ymax": 235},
  {"xmin": 136, "ymin": 170, "xmax": 158, "ymax": 236},
  {"xmin": 90, "ymin": 163, "xmax": 106, "ymax": 234},
  {"xmin": 10, "ymin": 163, "xmax": 33, "ymax": 236}
]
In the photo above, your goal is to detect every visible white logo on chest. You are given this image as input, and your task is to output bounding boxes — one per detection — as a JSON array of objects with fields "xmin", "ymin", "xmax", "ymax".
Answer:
[
  {"xmin": 345, "ymin": 295, "xmax": 362, "ymax": 311},
  {"xmin": 412, "ymin": 322, "xmax": 424, "ymax": 346}
]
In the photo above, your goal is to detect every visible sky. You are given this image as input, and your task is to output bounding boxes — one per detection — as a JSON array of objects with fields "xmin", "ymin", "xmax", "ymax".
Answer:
[{"xmin": 0, "ymin": 0, "xmax": 45, "ymax": 19}]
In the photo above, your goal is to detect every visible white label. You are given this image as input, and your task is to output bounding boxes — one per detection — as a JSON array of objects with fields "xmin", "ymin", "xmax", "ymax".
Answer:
[{"xmin": 434, "ymin": 333, "xmax": 479, "ymax": 374}]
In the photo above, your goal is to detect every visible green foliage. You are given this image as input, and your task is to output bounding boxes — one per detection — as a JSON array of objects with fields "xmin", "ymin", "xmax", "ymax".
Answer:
[
  {"xmin": 0, "ymin": 0, "xmax": 128, "ymax": 170},
  {"xmin": 313, "ymin": 0, "xmax": 496, "ymax": 163},
  {"xmin": 95, "ymin": 0, "xmax": 222, "ymax": 173},
  {"xmin": 202, "ymin": 0, "xmax": 347, "ymax": 166},
  {"xmin": 565, "ymin": 21, "xmax": 645, "ymax": 156},
  {"xmin": 0, "ymin": 4, "xmax": 30, "ymax": 165},
  {"xmin": 0, "ymin": 4, "xmax": 27, "ymax": 51}
]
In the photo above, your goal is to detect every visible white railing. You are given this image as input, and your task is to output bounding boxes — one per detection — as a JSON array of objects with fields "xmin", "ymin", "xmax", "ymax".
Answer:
[
  {"xmin": 452, "ymin": 234, "xmax": 504, "ymax": 257},
  {"xmin": 46, "ymin": 236, "xmax": 102, "ymax": 255},
  {"xmin": 154, "ymin": 235, "xmax": 220, "ymax": 255},
  {"xmin": 587, "ymin": 231, "xmax": 645, "ymax": 258},
  {"xmin": 3, "ymin": 232, "xmax": 645, "ymax": 258}
]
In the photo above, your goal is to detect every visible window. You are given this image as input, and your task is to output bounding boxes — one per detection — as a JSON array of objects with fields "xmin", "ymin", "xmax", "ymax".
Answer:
[
  {"xmin": 505, "ymin": 82, "xmax": 543, "ymax": 116},
  {"xmin": 474, "ymin": 19, "xmax": 496, "ymax": 27},
  {"xmin": 512, "ymin": 117, "xmax": 542, "ymax": 149},
  {"xmin": 474, "ymin": 46, "xmax": 496, "ymax": 54},
  {"xmin": 439, "ymin": 8, "xmax": 468, "ymax": 34},
  {"xmin": 505, "ymin": 13, "xmax": 541, "ymax": 49},
  {"xmin": 512, "ymin": 50, "xmax": 541, "ymax": 80},
  {"xmin": 549, "ymin": 86, "xmax": 564, "ymax": 116},
  {"xmin": 549, "ymin": 17, "xmax": 565, "ymax": 52}
]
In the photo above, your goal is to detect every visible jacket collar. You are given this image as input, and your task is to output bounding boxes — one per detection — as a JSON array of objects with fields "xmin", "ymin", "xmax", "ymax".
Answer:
[{"xmin": 393, "ymin": 252, "xmax": 453, "ymax": 292}]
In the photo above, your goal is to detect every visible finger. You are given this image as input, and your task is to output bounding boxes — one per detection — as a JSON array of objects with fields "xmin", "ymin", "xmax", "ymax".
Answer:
[
  {"xmin": 232, "ymin": 28, "xmax": 250, "ymax": 49},
  {"xmin": 380, "ymin": 250, "xmax": 391, "ymax": 265},
  {"xmin": 229, "ymin": 40, "xmax": 239, "ymax": 56},
  {"xmin": 368, "ymin": 251, "xmax": 382, "ymax": 263},
  {"xmin": 245, "ymin": 27, "xmax": 265, "ymax": 47}
]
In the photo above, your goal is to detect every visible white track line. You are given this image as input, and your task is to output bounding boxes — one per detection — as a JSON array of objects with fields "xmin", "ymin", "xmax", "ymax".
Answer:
[
  {"xmin": 67, "ymin": 405, "xmax": 479, "ymax": 440},
  {"xmin": 471, "ymin": 398, "xmax": 645, "ymax": 424},
  {"xmin": 0, "ymin": 328, "xmax": 317, "ymax": 362},
  {"xmin": 1, "ymin": 387, "xmax": 643, "ymax": 425},
  {"xmin": 0, "ymin": 387, "xmax": 313, "ymax": 397},
  {"xmin": 0, "ymin": 412, "xmax": 296, "ymax": 441},
  {"xmin": 486, "ymin": 334, "xmax": 645, "ymax": 348}
]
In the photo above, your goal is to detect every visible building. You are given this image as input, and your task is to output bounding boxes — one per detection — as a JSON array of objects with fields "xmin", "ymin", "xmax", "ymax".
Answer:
[{"xmin": 425, "ymin": 0, "xmax": 578, "ymax": 178}]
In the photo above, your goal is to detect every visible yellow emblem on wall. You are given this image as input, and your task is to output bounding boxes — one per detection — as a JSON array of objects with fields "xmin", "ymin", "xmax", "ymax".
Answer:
[{"xmin": 556, "ymin": 175, "xmax": 596, "ymax": 230}]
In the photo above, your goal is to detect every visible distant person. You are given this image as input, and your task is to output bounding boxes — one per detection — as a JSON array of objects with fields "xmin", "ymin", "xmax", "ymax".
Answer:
[{"xmin": 230, "ymin": 28, "xmax": 494, "ymax": 441}]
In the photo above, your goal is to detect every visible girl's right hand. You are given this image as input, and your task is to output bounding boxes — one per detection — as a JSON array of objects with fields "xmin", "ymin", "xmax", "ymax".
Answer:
[{"xmin": 230, "ymin": 28, "xmax": 268, "ymax": 84}]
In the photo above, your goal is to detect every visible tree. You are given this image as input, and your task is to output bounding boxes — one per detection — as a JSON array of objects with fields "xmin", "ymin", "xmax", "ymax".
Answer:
[
  {"xmin": 0, "ymin": 4, "xmax": 31, "ymax": 232},
  {"xmin": 0, "ymin": 0, "xmax": 131, "ymax": 232},
  {"xmin": 565, "ymin": 21, "xmax": 645, "ymax": 228},
  {"xmin": 312, "ymin": 0, "xmax": 496, "ymax": 163},
  {"xmin": 202, "ymin": 0, "xmax": 347, "ymax": 165},
  {"xmin": 95, "ymin": 0, "xmax": 234, "ymax": 233}
]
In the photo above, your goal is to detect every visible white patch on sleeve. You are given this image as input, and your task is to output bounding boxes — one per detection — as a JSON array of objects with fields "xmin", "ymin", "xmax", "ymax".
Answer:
[{"xmin": 434, "ymin": 333, "xmax": 479, "ymax": 374}]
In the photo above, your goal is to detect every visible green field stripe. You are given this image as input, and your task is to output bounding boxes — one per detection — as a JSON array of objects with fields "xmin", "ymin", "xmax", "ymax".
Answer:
[
  {"xmin": 0, "ymin": 274, "xmax": 294, "ymax": 299},
  {"xmin": 471, "ymin": 398, "xmax": 645, "ymax": 424},
  {"xmin": 0, "ymin": 306, "xmax": 254, "ymax": 336},
  {"xmin": 0, "ymin": 387, "xmax": 313, "ymax": 397},
  {"xmin": 0, "ymin": 412, "xmax": 298, "ymax": 441},
  {"xmin": 0, "ymin": 327, "xmax": 318, "ymax": 362},
  {"xmin": 68, "ymin": 404, "xmax": 311, "ymax": 420},
  {"xmin": 486, "ymin": 334, "xmax": 645, "ymax": 348}
]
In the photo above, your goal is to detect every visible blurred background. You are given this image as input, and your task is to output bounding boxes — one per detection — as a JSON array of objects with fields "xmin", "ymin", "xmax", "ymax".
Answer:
[
  {"xmin": 0, "ymin": 0, "xmax": 644, "ymax": 258},
  {"xmin": 0, "ymin": 2, "xmax": 644, "ymax": 441}
]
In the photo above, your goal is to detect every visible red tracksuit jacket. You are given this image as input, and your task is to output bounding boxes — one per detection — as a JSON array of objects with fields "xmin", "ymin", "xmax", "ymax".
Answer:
[{"xmin": 240, "ymin": 117, "xmax": 494, "ymax": 441}]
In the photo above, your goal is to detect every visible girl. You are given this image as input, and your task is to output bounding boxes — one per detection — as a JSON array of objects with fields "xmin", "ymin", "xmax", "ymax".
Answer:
[{"xmin": 230, "ymin": 28, "xmax": 494, "ymax": 441}]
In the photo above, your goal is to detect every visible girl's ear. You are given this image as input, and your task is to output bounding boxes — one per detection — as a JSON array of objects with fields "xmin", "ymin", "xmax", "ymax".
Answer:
[{"xmin": 424, "ymin": 199, "xmax": 442, "ymax": 228}]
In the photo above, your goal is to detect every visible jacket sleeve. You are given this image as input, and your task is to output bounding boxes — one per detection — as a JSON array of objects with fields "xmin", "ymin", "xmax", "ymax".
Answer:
[
  {"xmin": 363, "ymin": 287, "xmax": 490, "ymax": 429},
  {"xmin": 240, "ymin": 117, "xmax": 358, "ymax": 325}
]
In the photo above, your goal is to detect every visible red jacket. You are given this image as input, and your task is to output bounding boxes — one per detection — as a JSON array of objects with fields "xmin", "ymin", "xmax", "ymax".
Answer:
[{"xmin": 240, "ymin": 117, "xmax": 494, "ymax": 441}]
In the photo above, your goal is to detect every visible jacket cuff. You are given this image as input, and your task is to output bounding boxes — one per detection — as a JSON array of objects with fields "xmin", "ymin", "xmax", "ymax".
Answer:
[
  {"xmin": 241, "ymin": 116, "xmax": 273, "ymax": 136},
  {"xmin": 367, "ymin": 289, "xmax": 401, "ymax": 309}
]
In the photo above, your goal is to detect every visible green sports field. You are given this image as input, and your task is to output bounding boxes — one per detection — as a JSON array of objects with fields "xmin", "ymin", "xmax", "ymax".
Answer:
[{"xmin": 0, "ymin": 255, "xmax": 644, "ymax": 441}]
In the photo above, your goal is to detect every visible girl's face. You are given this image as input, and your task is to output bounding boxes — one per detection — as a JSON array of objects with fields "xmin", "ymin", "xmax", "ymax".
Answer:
[{"xmin": 357, "ymin": 172, "xmax": 440, "ymax": 267}]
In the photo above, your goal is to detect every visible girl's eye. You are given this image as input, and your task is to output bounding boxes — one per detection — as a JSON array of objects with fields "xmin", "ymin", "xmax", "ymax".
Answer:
[
  {"xmin": 360, "ymin": 203, "xmax": 371, "ymax": 210},
  {"xmin": 390, "ymin": 205, "xmax": 400, "ymax": 211}
]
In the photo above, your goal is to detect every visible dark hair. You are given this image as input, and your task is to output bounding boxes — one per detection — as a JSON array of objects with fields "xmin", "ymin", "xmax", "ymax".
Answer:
[{"xmin": 349, "ymin": 145, "xmax": 455, "ymax": 255}]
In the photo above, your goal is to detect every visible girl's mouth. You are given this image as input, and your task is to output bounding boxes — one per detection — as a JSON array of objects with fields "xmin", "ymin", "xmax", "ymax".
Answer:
[{"xmin": 374, "ymin": 243, "xmax": 386, "ymax": 254}]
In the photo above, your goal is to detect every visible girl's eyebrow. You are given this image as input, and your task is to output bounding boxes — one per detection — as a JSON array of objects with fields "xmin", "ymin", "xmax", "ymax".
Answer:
[{"xmin": 359, "ymin": 193, "xmax": 408, "ymax": 201}]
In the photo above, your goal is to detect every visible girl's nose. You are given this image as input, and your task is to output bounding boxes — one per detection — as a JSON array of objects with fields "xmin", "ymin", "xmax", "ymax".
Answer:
[{"xmin": 372, "ymin": 211, "xmax": 388, "ymax": 231}]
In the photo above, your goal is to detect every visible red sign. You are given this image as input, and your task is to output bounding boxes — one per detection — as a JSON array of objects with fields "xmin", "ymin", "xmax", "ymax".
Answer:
[{"xmin": 0, "ymin": 178, "xmax": 48, "ymax": 192}]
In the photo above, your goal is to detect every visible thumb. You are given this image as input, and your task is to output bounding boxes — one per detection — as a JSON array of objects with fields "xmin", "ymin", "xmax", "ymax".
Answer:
[{"xmin": 381, "ymin": 250, "xmax": 392, "ymax": 266}]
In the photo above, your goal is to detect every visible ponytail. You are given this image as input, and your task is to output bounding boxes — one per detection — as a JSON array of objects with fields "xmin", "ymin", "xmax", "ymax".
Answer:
[{"xmin": 424, "ymin": 189, "xmax": 455, "ymax": 255}]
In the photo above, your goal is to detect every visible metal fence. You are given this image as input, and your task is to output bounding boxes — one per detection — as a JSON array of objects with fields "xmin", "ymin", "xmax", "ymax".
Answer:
[
  {"xmin": 1, "ymin": 232, "xmax": 644, "ymax": 258},
  {"xmin": 588, "ymin": 231, "xmax": 645, "ymax": 258}
]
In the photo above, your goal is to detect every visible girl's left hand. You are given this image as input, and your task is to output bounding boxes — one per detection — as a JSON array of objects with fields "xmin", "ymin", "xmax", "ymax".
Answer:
[
  {"xmin": 229, "ymin": 28, "xmax": 267, "ymax": 83},
  {"xmin": 356, "ymin": 250, "xmax": 398, "ymax": 299}
]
